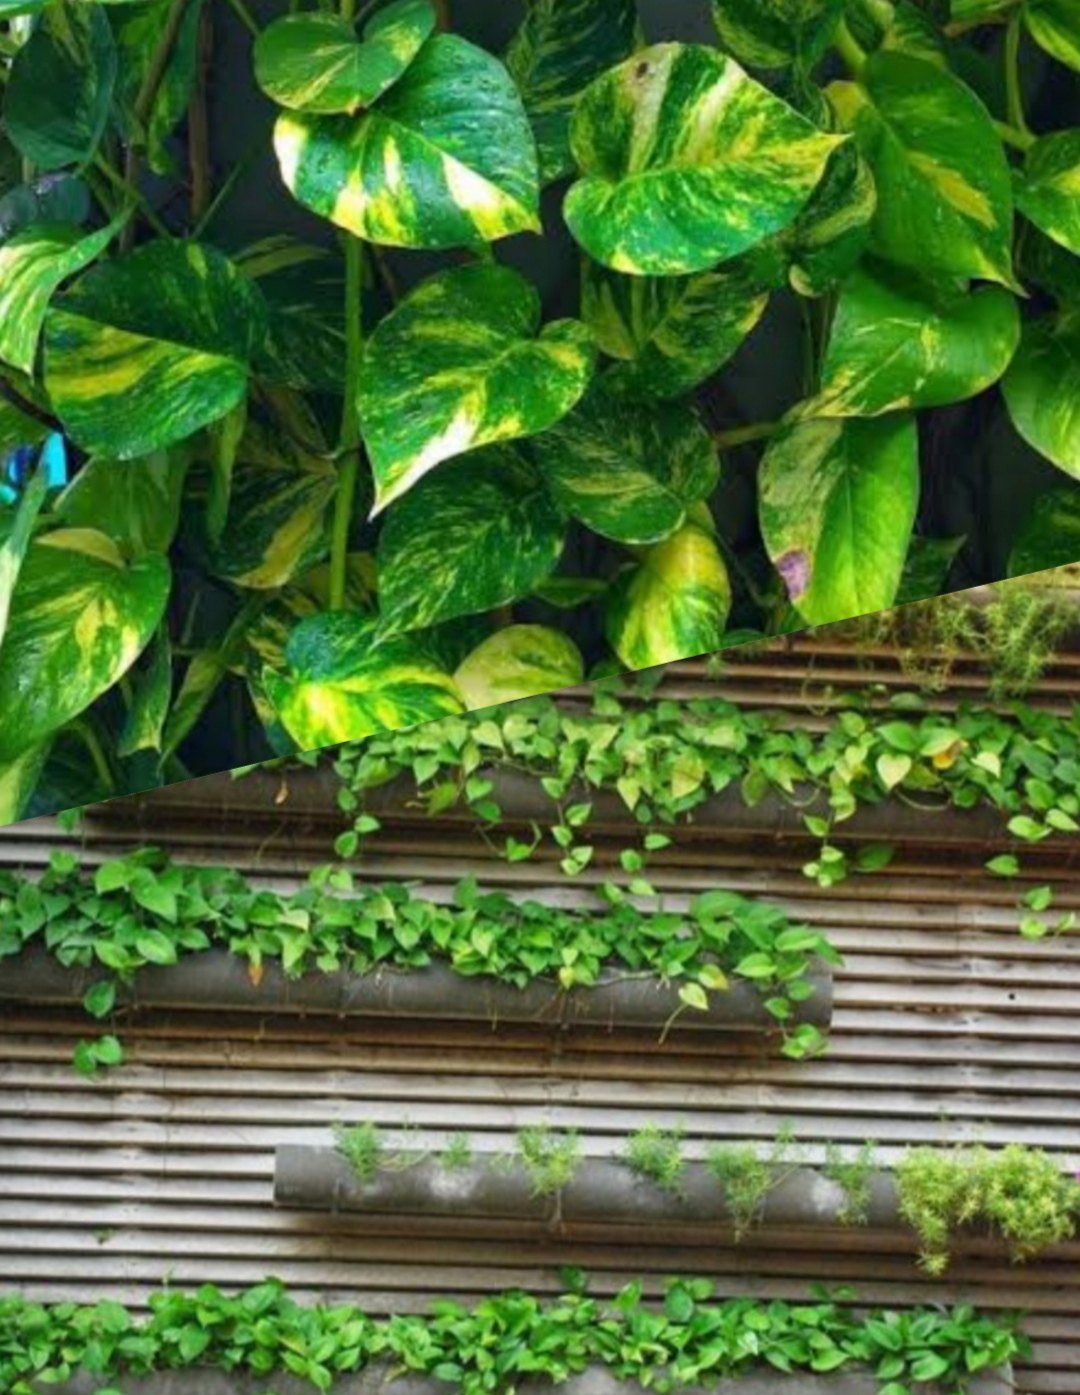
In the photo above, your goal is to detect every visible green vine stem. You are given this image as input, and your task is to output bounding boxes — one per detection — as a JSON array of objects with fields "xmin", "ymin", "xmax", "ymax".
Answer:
[
  {"xmin": 121, "ymin": 0, "xmax": 191, "ymax": 249},
  {"xmin": 833, "ymin": 18, "xmax": 867, "ymax": 75},
  {"xmin": 713, "ymin": 420, "xmax": 780, "ymax": 450},
  {"xmin": 1005, "ymin": 8, "xmax": 1032, "ymax": 141}
]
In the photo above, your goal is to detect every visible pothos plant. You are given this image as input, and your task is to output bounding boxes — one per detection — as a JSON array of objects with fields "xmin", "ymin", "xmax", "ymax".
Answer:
[{"xmin": 0, "ymin": 0, "xmax": 1079, "ymax": 823}]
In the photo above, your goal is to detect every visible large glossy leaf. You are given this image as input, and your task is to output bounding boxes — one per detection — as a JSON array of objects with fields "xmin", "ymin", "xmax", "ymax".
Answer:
[
  {"xmin": 0, "ymin": 374, "xmax": 49, "ymax": 454},
  {"xmin": 0, "ymin": 466, "xmax": 47, "ymax": 652},
  {"xmin": 504, "ymin": 0, "xmax": 641, "ymax": 184},
  {"xmin": 1009, "ymin": 485, "xmax": 1080, "ymax": 577},
  {"xmin": 377, "ymin": 445, "xmax": 564, "ymax": 638},
  {"xmin": 44, "ymin": 241, "xmax": 266, "ymax": 459},
  {"xmin": 759, "ymin": 414, "xmax": 919, "ymax": 623},
  {"xmin": 0, "ymin": 174, "xmax": 90, "ymax": 240},
  {"xmin": 580, "ymin": 253, "xmax": 775, "ymax": 399},
  {"xmin": 0, "ymin": 740, "xmax": 51, "ymax": 826},
  {"xmin": 3, "ymin": 3, "xmax": 117, "ymax": 172},
  {"xmin": 0, "ymin": 530, "xmax": 170, "ymax": 761},
  {"xmin": 117, "ymin": 631, "xmax": 172, "ymax": 758},
  {"xmin": 531, "ymin": 378, "xmax": 719, "ymax": 545},
  {"xmin": 255, "ymin": 0, "xmax": 435, "ymax": 115},
  {"xmin": 454, "ymin": 624, "xmax": 584, "ymax": 708},
  {"xmin": 0, "ymin": 218, "xmax": 120, "ymax": 375},
  {"xmin": 565, "ymin": 43, "xmax": 841, "ymax": 276},
  {"xmin": 57, "ymin": 452, "xmax": 189, "ymax": 558},
  {"xmin": 263, "ymin": 611, "xmax": 464, "ymax": 749},
  {"xmin": 274, "ymin": 34, "xmax": 540, "ymax": 248},
  {"xmin": 828, "ymin": 52, "xmax": 1015, "ymax": 285},
  {"xmin": 1026, "ymin": 0, "xmax": 1080, "ymax": 72},
  {"xmin": 359, "ymin": 263, "xmax": 595, "ymax": 514},
  {"xmin": 710, "ymin": 0, "xmax": 845, "ymax": 69},
  {"xmin": 604, "ymin": 521, "xmax": 732, "ymax": 668},
  {"xmin": 784, "ymin": 142, "xmax": 877, "ymax": 297},
  {"xmin": 810, "ymin": 261, "xmax": 1020, "ymax": 417},
  {"xmin": 237, "ymin": 238, "xmax": 347, "ymax": 393},
  {"xmin": 1002, "ymin": 311, "xmax": 1080, "ymax": 479},
  {"xmin": 1015, "ymin": 129, "xmax": 1080, "ymax": 258}
]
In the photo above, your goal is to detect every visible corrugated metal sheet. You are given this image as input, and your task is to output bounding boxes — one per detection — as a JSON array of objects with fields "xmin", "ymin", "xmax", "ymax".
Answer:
[{"xmin": 2, "ymin": 646, "xmax": 1080, "ymax": 1395}]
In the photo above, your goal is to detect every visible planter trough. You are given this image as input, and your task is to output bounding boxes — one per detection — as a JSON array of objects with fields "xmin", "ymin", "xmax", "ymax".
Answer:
[{"xmin": 0, "ymin": 947, "xmax": 833, "ymax": 1035}]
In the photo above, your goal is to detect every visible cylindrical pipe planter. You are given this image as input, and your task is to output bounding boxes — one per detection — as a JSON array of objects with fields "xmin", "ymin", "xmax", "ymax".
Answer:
[
  {"xmin": 0, "ymin": 947, "xmax": 832, "ymax": 1035},
  {"xmin": 35, "ymin": 1363, "xmax": 1014, "ymax": 1395},
  {"xmin": 275, "ymin": 1150, "xmax": 900, "ymax": 1234}
]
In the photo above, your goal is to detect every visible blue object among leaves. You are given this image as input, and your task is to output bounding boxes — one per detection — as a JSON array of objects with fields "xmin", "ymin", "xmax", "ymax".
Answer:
[{"xmin": 1, "ymin": 434, "xmax": 67, "ymax": 503}]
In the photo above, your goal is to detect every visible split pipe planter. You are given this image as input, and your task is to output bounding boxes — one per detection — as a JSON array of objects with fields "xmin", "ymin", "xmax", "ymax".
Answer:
[
  {"xmin": 275, "ymin": 1150, "xmax": 901, "ymax": 1234},
  {"xmin": 0, "ymin": 947, "xmax": 833, "ymax": 1035},
  {"xmin": 37, "ymin": 1362, "xmax": 1014, "ymax": 1395}
]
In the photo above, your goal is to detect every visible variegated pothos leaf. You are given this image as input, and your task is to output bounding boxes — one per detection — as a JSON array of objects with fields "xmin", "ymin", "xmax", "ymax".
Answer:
[
  {"xmin": 454, "ymin": 624, "xmax": 584, "ymax": 708},
  {"xmin": 565, "ymin": 43, "xmax": 843, "ymax": 276},
  {"xmin": 1002, "ymin": 310, "xmax": 1080, "ymax": 479},
  {"xmin": 359, "ymin": 263, "xmax": 596, "ymax": 514},
  {"xmin": 710, "ymin": 0, "xmax": 845, "ymax": 70},
  {"xmin": 1015, "ymin": 129, "xmax": 1080, "ymax": 259}
]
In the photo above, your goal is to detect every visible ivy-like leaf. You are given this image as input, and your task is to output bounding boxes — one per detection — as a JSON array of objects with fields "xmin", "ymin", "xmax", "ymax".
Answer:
[
  {"xmin": 263, "ymin": 611, "xmax": 464, "ymax": 749},
  {"xmin": 828, "ymin": 52, "xmax": 1015, "ymax": 285},
  {"xmin": 117, "ymin": 631, "xmax": 172, "ymax": 759},
  {"xmin": 255, "ymin": 0, "xmax": 435, "ymax": 115},
  {"xmin": 784, "ymin": 142, "xmax": 877, "ymax": 297},
  {"xmin": 0, "ymin": 374, "xmax": 48, "ymax": 454},
  {"xmin": 1002, "ymin": 311, "xmax": 1080, "ymax": 479},
  {"xmin": 44, "ymin": 241, "xmax": 267, "ymax": 459},
  {"xmin": 0, "ymin": 530, "xmax": 171, "ymax": 761},
  {"xmin": 759, "ymin": 414, "xmax": 920, "ymax": 623},
  {"xmin": 0, "ymin": 740, "xmax": 50, "ymax": 826},
  {"xmin": 454, "ymin": 624, "xmax": 584, "ymax": 708},
  {"xmin": 57, "ymin": 452, "xmax": 189, "ymax": 558},
  {"xmin": 3, "ymin": 3, "xmax": 117, "ymax": 172},
  {"xmin": 0, "ymin": 174, "xmax": 90, "ymax": 241},
  {"xmin": 274, "ymin": 34, "xmax": 540, "ymax": 248},
  {"xmin": 809, "ymin": 261, "xmax": 1020, "ymax": 417},
  {"xmin": 359, "ymin": 263, "xmax": 595, "ymax": 514},
  {"xmin": 531, "ymin": 378, "xmax": 719, "ymax": 545},
  {"xmin": 1009, "ymin": 485, "xmax": 1080, "ymax": 578},
  {"xmin": 0, "ymin": 466, "xmax": 47, "ymax": 651},
  {"xmin": 580, "ymin": 253, "xmax": 777, "ymax": 400},
  {"xmin": 710, "ymin": 0, "xmax": 845, "ymax": 70},
  {"xmin": 565, "ymin": 43, "xmax": 842, "ymax": 276},
  {"xmin": 1026, "ymin": 0, "xmax": 1080, "ymax": 72},
  {"xmin": 604, "ymin": 522, "xmax": 732, "ymax": 668},
  {"xmin": 236, "ymin": 238, "xmax": 347, "ymax": 393},
  {"xmin": 1015, "ymin": 129, "xmax": 1080, "ymax": 258},
  {"xmin": 504, "ymin": 0, "xmax": 642, "ymax": 185},
  {"xmin": 0, "ymin": 218, "xmax": 121, "ymax": 375},
  {"xmin": 377, "ymin": 446, "xmax": 565, "ymax": 638}
]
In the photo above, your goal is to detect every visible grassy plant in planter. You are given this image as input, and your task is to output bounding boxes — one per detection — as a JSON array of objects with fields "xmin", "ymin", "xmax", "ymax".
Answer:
[{"xmin": 1, "ymin": 0, "xmax": 1079, "ymax": 821}]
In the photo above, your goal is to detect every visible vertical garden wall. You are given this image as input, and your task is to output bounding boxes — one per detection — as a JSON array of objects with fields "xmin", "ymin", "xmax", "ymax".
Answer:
[{"xmin": 2, "ymin": 598, "xmax": 1080, "ymax": 1392}]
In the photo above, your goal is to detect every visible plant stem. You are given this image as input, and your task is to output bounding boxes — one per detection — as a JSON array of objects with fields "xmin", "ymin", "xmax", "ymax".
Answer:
[
  {"xmin": 223, "ymin": 0, "xmax": 260, "ymax": 37},
  {"xmin": 121, "ymin": 0, "xmax": 191, "ymax": 250},
  {"xmin": 330, "ymin": 233, "xmax": 366, "ymax": 612},
  {"xmin": 71, "ymin": 719, "xmax": 115, "ymax": 796},
  {"xmin": 714, "ymin": 421, "xmax": 781, "ymax": 450},
  {"xmin": 188, "ymin": 1, "xmax": 213, "ymax": 228},
  {"xmin": 93, "ymin": 155, "xmax": 172, "ymax": 239},
  {"xmin": 1004, "ymin": 10, "xmax": 1031, "ymax": 141},
  {"xmin": 994, "ymin": 118, "xmax": 1035, "ymax": 153},
  {"xmin": 833, "ymin": 18, "xmax": 866, "ymax": 75}
]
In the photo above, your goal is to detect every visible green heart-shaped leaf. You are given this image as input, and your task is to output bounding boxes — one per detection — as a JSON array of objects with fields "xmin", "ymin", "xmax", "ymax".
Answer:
[
  {"xmin": 504, "ymin": 0, "xmax": 642, "ymax": 185},
  {"xmin": 0, "ymin": 741, "xmax": 51, "ymax": 825},
  {"xmin": 44, "ymin": 241, "xmax": 266, "ymax": 459},
  {"xmin": 57, "ymin": 452, "xmax": 190, "ymax": 558},
  {"xmin": 1015, "ymin": 129, "xmax": 1080, "ymax": 258},
  {"xmin": 809, "ymin": 260, "xmax": 1020, "ymax": 417},
  {"xmin": 604, "ymin": 521, "xmax": 732, "ymax": 668},
  {"xmin": 255, "ymin": 0, "xmax": 435, "ymax": 115},
  {"xmin": 785, "ymin": 142, "xmax": 877, "ymax": 297},
  {"xmin": 1026, "ymin": 0, "xmax": 1080, "ymax": 72},
  {"xmin": 0, "ymin": 465, "xmax": 47, "ymax": 651},
  {"xmin": 877, "ymin": 751, "xmax": 913, "ymax": 790},
  {"xmin": 1002, "ymin": 311, "xmax": 1080, "ymax": 479},
  {"xmin": 0, "ymin": 218, "xmax": 122, "ymax": 375},
  {"xmin": 274, "ymin": 33, "xmax": 540, "ymax": 248},
  {"xmin": 454, "ymin": 624, "xmax": 584, "ymax": 708},
  {"xmin": 828, "ymin": 51, "xmax": 1015, "ymax": 285},
  {"xmin": 264, "ymin": 611, "xmax": 464, "ymax": 749},
  {"xmin": 1009, "ymin": 485, "xmax": 1080, "ymax": 578},
  {"xmin": 359, "ymin": 263, "xmax": 595, "ymax": 513},
  {"xmin": 531, "ymin": 377, "xmax": 719, "ymax": 545},
  {"xmin": 0, "ymin": 529, "xmax": 171, "ymax": 761},
  {"xmin": 377, "ymin": 445, "xmax": 565, "ymax": 638},
  {"xmin": 3, "ymin": 3, "xmax": 117, "ymax": 172},
  {"xmin": 710, "ymin": 0, "xmax": 845, "ymax": 69},
  {"xmin": 565, "ymin": 43, "xmax": 842, "ymax": 276},
  {"xmin": 759, "ymin": 414, "xmax": 919, "ymax": 623},
  {"xmin": 580, "ymin": 252, "xmax": 777, "ymax": 400}
]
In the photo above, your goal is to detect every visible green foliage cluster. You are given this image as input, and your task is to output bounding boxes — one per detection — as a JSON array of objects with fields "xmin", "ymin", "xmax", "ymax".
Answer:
[
  {"xmin": 0, "ymin": 1276, "xmax": 1028, "ymax": 1395},
  {"xmin": 0, "ymin": 846, "xmax": 838, "ymax": 1070},
  {"xmin": 897, "ymin": 1143, "xmax": 1080, "ymax": 1276},
  {"xmin": 329, "ymin": 677, "xmax": 1080, "ymax": 886},
  {"xmin": 2, "ymin": 0, "xmax": 1080, "ymax": 822}
]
